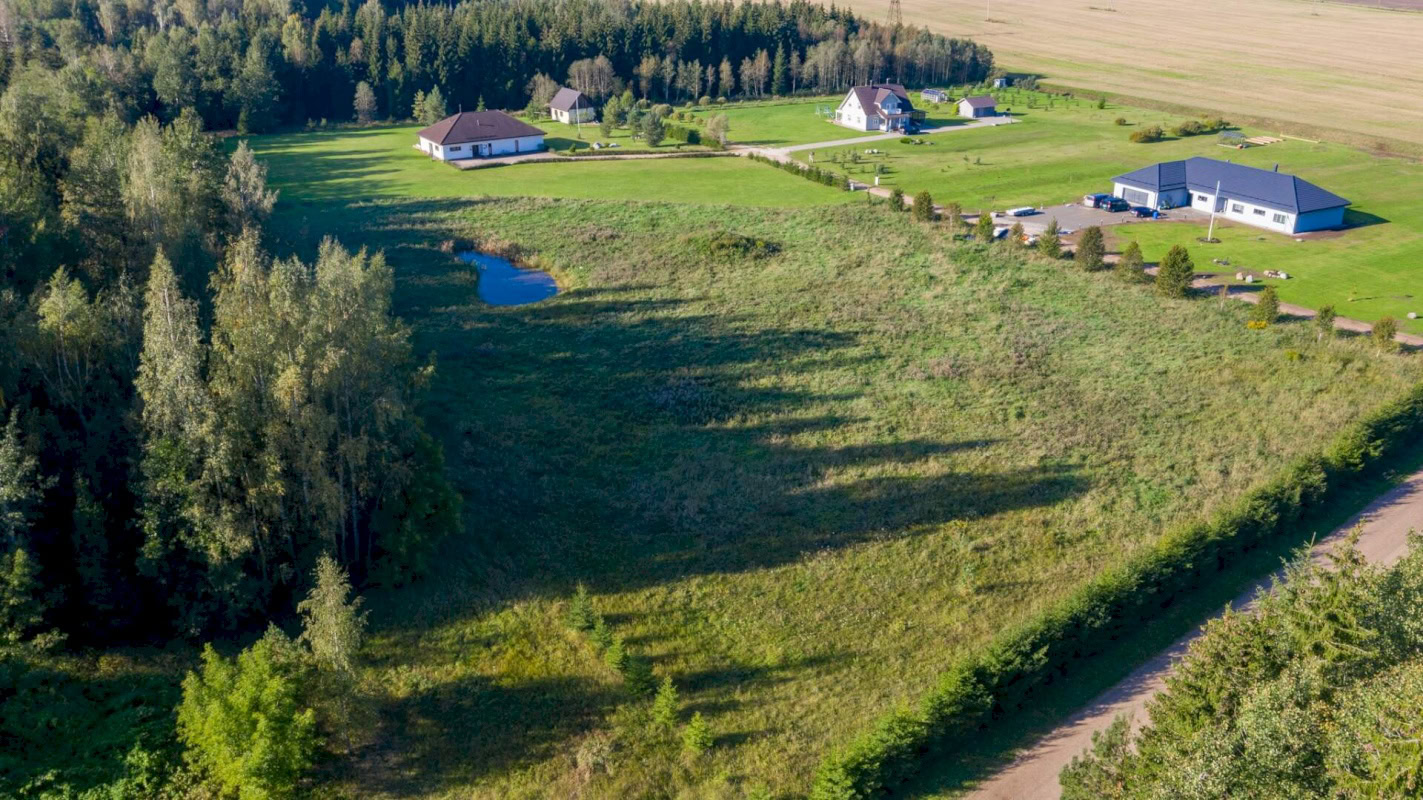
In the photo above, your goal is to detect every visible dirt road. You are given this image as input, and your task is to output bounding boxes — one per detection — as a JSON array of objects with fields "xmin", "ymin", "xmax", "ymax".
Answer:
[{"xmin": 963, "ymin": 468, "xmax": 1423, "ymax": 800}]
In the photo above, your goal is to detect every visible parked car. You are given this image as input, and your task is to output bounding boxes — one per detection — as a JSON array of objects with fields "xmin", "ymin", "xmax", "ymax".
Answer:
[
  {"xmin": 1083, "ymin": 193, "xmax": 1110, "ymax": 208},
  {"xmin": 1008, "ymin": 206, "xmax": 1037, "ymax": 217},
  {"xmin": 1129, "ymin": 206, "xmax": 1155, "ymax": 218},
  {"xmin": 1100, "ymin": 197, "xmax": 1130, "ymax": 212},
  {"xmin": 993, "ymin": 226, "xmax": 1012, "ymax": 240}
]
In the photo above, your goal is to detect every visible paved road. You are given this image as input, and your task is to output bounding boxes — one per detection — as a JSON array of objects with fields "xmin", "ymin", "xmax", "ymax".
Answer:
[{"xmin": 964, "ymin": 468, "xmax": 1423, "ymax": 800}]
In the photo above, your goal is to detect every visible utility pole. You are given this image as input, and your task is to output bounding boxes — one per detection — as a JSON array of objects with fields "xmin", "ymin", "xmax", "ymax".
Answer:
[{"xmin": 888, "ymin": 0, "xmax": 902, "ymax": 26}]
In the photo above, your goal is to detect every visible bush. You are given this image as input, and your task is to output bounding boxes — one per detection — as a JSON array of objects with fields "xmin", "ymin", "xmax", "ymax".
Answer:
[
  {"xmin": 1373, "ymin": 317, "xmax": 1399, "ymax": 352},
  {"xmin": 1251, "ymin": 286, "xmax": 1280, "ymax": 325},
  {"xmin": 1172, "ymin": 119, "xmax": 1205, "ymax": 137},
  {"xmin": 1114, "ymin": 117, "xmax": 1128, "ymax": 126},
  {"xmin": 664, "ymin": 124, "xmax": 701, "ymax": 145},
  {"xmin": 889, "ymin": 186, "xmax": 905, "ymax": 211},
  {"xmin": 685, "ymin": 230, "xmax": 780, "ymax": 259},
  {"xmin": 1116, "ymin": 240, "xmax": 1145, "ymax": 280},
  {"xmin": 698, "ymin": 95, "xmax": 711, "ymax": 106},
  {"xmin": 1316, "ymin": 305, "xmax": 1337, "ymax": 340},
  {"xmin": 912, "ymin": 191, "xmax": 936, "ymax": 222},
  {"xmin": 177, "ymin": 631, "xmax": 319, "ymax": 799},
  {"xmin": 974, "ymin": 210, "xmax": 994, "ymax": 241},
  {"xmin": 1074, "ymin": 226, "xmax": 1105, "ymax": 270},
  {"xmin": 1129, "ymin": 125, "xmax": 1165, "ymax": 143},
  {"xmin": 1155, "ymin": 244, "xmax": 1194, "ymax": 297},
  {"xmin": 1038, "ymin": 218, "xmax": 1061, "ymax": 258},
  {"xmin": 811, "ymin": 382, "xmax": 1423, "ymax": 800}
]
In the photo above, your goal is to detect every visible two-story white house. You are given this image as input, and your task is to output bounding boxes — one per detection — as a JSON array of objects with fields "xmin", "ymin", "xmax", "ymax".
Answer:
[
  {"xmin": 1111, "ymin": 157, "xmax": 1350, "ymax": 234},
  {"xmin": 834, "ymin": 84, "xmax": 915, "ymax": 132}
]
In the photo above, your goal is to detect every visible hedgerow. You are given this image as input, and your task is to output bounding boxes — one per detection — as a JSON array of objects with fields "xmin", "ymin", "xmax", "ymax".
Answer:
[
  {"xmin": 811, "ymin": 380, "xmax": 1423, "ymax": 799},
  {"xmin": 745, "ymin": 152, "xmax": 848, "ymax": 190}
]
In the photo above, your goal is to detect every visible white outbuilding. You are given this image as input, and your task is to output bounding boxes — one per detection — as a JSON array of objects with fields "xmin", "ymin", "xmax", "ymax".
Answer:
[
  {"xmin": 416, "ymin": 110, "xmax": 546, "ymax": 161},
  {"xmin": 549, "ymin": 87, "xmax": 596, "ymax": 124}
]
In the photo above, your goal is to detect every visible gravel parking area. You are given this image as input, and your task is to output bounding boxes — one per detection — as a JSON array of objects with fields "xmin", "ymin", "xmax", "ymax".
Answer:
[{"xmin": 992, "ymin": 203, "xmax": 1209, "ymax": 236}]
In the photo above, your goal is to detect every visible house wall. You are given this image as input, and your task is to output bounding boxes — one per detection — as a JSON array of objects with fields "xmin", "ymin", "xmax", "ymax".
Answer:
[
  {"xmin": 835, "ymin": 93, "xmax": 879, "ymax": 131},
  {"xmin": 959, "ymin": 102, "xmax": 994, "ymax": 118},
  {"xmin": 420, "ymin": 135, "xmax": 546, "ymax": 160},
  {"xmin": 553, "ymin": 107, "xmax": 596, "ymax": 124},
  {"xmin": 1295, "ymin": 207, "xmax": 1346, "ymax": 233},
  {"xmin": 1113, "ymin": 183, "xmax": 1190, "ymax": 209},
  {"xmin": 1189, "ymin": 189, "xmax": 1309, "ymax": 234}
]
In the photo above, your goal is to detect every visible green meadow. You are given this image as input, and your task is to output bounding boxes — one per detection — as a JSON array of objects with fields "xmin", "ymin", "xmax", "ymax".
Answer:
[
  {"xmin": 242, "ymin": 124, "xmax": 853, "ymax": 208},
  {"xmin": 247, "ymin": 194, "xmax": 1419, "ymax": 798},
  {"xmin": 796, "ymin": 90, "xmax": 1423, "ymax": 331}
]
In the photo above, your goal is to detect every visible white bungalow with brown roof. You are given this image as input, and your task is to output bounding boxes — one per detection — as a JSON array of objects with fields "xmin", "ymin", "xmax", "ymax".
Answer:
[
  {"xmin": 834, "ymin": 84, "xmax": 915, "ymax": 132},
  {"xmin": 549, "ymin": 87, "xmax": 596, "ymax": 124},
  {"xmin": 416, "ymin": 110, "xmax": 546, "ymax": 160}
]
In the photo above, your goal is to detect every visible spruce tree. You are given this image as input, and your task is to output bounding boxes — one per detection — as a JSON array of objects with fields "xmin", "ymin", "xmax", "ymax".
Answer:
[
  {"xmin": 652, "ymin": 676, "xmax": 680, "ymax": 728},
  {"xmin": 974, "ymin": 210, "xmax": 994, "ymax": 241},
  {"xmin": 1007, "ymin": 221, "xmax": 1025, "ymax": 247},
  {"xmin": 889, "ymin": 186, "xmax": 905, "ymax": 211},
  {"xmin": 1155, "ymin": 245, "xmax": 1194, "ymax": 298},
  {"xmin": 682, "ymin": 712, "xmax": 713, "ymax": 755},
  {"xmin": 1037, "ymin": 218, "xmax": 1061, "ymax": 258},
  {"xmin": 641, "ymin": 113, "xmax": 665, "ymax": 147},
  {"xmin": 1315, "ymin": 305, "xmax": 1337, "ymax": 341},
  {"xmin": 912, "ymin": 190, "xmax": 935, "ymax": 222},
  {"xmin": 1251, "ymin": 286, "xmax": 1280, "ymax": 326},
  {"xmin": 772, "ymin": 44, "xmax": 788, "ymax": 95},
  {"xmin": 567, "ymin": 583, "xmax": 595, "ymax": 631},
  {"xmin": 1074, "ymin": 226, "xmax": 1105, "ymax": 270},
  {"xmin": 604, "ymin": 634, "xmax": 628, "ymax": 671},
  {"xmin": 1117, "ymin": 240, "xmax": 1144, "ymax": 281}
]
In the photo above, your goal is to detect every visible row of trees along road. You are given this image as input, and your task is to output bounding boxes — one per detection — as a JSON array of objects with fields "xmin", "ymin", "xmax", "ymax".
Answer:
[
  {"xmin": 0, "ymin": 0, "xmax": 993, "ymax": 134},
  {"xmin": 0, "ymin": 102, "xmax": 460, "ymax": 644}
]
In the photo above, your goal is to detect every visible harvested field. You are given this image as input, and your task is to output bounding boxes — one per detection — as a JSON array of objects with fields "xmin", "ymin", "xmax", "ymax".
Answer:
[{"xmin": 842, "ymin": 0, "xmax": 1423, "ymax": 152}]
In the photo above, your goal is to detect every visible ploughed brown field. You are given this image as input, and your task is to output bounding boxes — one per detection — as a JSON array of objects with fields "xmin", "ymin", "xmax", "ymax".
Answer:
[{"xmin": 847, "ymin": 0, "xmax": 1423, "ymax": 151}]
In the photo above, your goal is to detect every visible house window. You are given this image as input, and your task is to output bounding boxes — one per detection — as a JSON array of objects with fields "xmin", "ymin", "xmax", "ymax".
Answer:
[
  {"xmin": 1273, "ymin": 213, "xmax": 1288, "ymax": 224},
  {"xmin": 449, "ymin": 145, "xmax": 462, "ymax": 152},
  {"xmin": 1231, "ymin": 203, "xmax": 1244, "ymax": 213},
  {"xmin": 1195, "ymin": 194, "xmax": 1209, "ymax": 203},
  {"xmin": 1253, "ymin": 208, "xmax": 1266, "ymax": 216}
]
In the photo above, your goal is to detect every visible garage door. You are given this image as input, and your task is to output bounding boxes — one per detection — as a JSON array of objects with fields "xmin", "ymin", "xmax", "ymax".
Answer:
[{"xmin": 1121, "ymin": 188, "xmax": 1149, "ymax": 206}]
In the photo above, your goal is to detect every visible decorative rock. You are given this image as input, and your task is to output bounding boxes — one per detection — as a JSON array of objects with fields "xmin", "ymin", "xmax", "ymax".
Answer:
[{"xmin": 1409, "ymin": 312, "xmax": 1419, "ymax": 320}]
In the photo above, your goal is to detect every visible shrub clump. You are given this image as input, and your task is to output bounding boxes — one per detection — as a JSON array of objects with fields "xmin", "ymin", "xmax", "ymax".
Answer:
[
  {"xmin": 1129, "ymin": 125, "xmax": 1164, "ymax": 143},
  {"xmin": 684, "ymin": 230, "xmax": 780, "ymax": 259}
]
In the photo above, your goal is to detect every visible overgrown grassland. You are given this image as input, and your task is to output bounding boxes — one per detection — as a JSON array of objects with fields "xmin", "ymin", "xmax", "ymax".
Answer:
[
  {"xmin": 242, "ymin": 124, "xmax": 853, "ymax": 208},
  {"xmin": 291, "ymin": 197, "xmax": 1419, "ymax": 798},
  {"xmin": 804, "ymin": 92, "xmax": 1423, "ymax": 332}
]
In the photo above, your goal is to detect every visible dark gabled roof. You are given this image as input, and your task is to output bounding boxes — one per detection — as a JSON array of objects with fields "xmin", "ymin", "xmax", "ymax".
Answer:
[
  {"xmin": 549, "ymin": 87, "xmax": 593, "ymax": 112},
  {"xmin": 960, "ymin": 95, "xmax": 996, "ymax": 109},
  {"xmin": 846, "ymin": 84, "xmax": 915, "ymax": 118},
  {"xmin": 1112, "ymin": 157, "xmax": 1349, "ymax": 214},
  {"xmin": 417, "ymin": 111, "xmax": 545, "ymax": 145}
]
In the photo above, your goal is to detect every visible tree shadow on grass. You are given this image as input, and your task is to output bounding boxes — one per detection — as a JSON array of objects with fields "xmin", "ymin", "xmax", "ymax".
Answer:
[{"xmin": 286, "ymin": 198, "xmax": 1090, "ymax": 629}]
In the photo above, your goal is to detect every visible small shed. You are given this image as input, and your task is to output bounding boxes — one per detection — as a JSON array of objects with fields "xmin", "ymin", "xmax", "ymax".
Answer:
[
  {"xmin": 957, "ymin": 95, "xmax": 997, "ymax": 118},
  {"xmin": 549, "ymin": 87, "xmax": 596, "ymax": 124},
  {"xmin": 993, "ymin": 77, "xmax": 1012, "ymax": 89}
]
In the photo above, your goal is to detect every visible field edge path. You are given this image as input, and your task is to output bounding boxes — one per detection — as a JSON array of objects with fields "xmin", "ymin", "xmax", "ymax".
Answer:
[{"xmin": 962, "ymin": 467, "xmax": 1423, "ymax": 800}]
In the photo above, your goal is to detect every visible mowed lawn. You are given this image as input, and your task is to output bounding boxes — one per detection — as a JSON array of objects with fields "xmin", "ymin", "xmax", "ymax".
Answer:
[
  {"xmin": 687, "ymin": 96, "xmax": 880, "ymax": 146},
  {"xmin": 305, "ymin": 198, "xmax": 1420, "ymax": 799},
  {"xmin": 800, "ymin": 93, "xmax": 1423, "ymax": 332},
  {"xmin": 243, "ymin": 124, "xmax": 854, "ymax": 208},
  {"xmin": 837, "ymin": 0, "xmax": 1423, "ymax": 152}
]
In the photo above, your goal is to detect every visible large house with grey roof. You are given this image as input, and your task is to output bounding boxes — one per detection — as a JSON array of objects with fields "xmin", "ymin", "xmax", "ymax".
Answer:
[
  {"xmin": 1112, "ymin": 157, "xmax": 1349, "ymax": 234},
  {"xmin": 416, "ymin": 110, "xmax": 546, "ymax": 160},
  {"xmin": 835, "ymin": 84, "xmax": 915, "ymax": 132}
]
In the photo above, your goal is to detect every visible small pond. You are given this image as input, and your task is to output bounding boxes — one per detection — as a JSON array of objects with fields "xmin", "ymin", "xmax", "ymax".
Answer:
[{"xmin": 458, "ymin": 251, "xmax": 559, "ymax": 306}]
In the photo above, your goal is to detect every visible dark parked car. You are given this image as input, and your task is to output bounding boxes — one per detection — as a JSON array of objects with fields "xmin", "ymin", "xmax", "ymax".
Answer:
[
  {"xmin": 1129, "ymin": 206, "xmax": 1156, "ymax": 218},
  {"xmin": 1101, "ymin": 197, "xmax": 1131, "ymax": 212}
]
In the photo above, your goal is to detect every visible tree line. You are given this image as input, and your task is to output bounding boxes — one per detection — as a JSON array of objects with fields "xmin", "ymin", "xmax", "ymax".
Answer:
[
  {"xmin": 0, "ymin": 99, "xmax": 459, "ymax": 644},
  {"xmin": 1064, "ymin": 534, "xmax": 1423, "ymax": 798},
  {"xmin": 0, "ymin": 0, "xmax": 993, "ymax": 135}
]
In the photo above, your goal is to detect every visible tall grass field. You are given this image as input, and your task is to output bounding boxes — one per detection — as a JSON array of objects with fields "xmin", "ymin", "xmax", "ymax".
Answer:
[{"xmin": 261, "ymin": 196, "xmax": 1420, "ymax": 798}]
